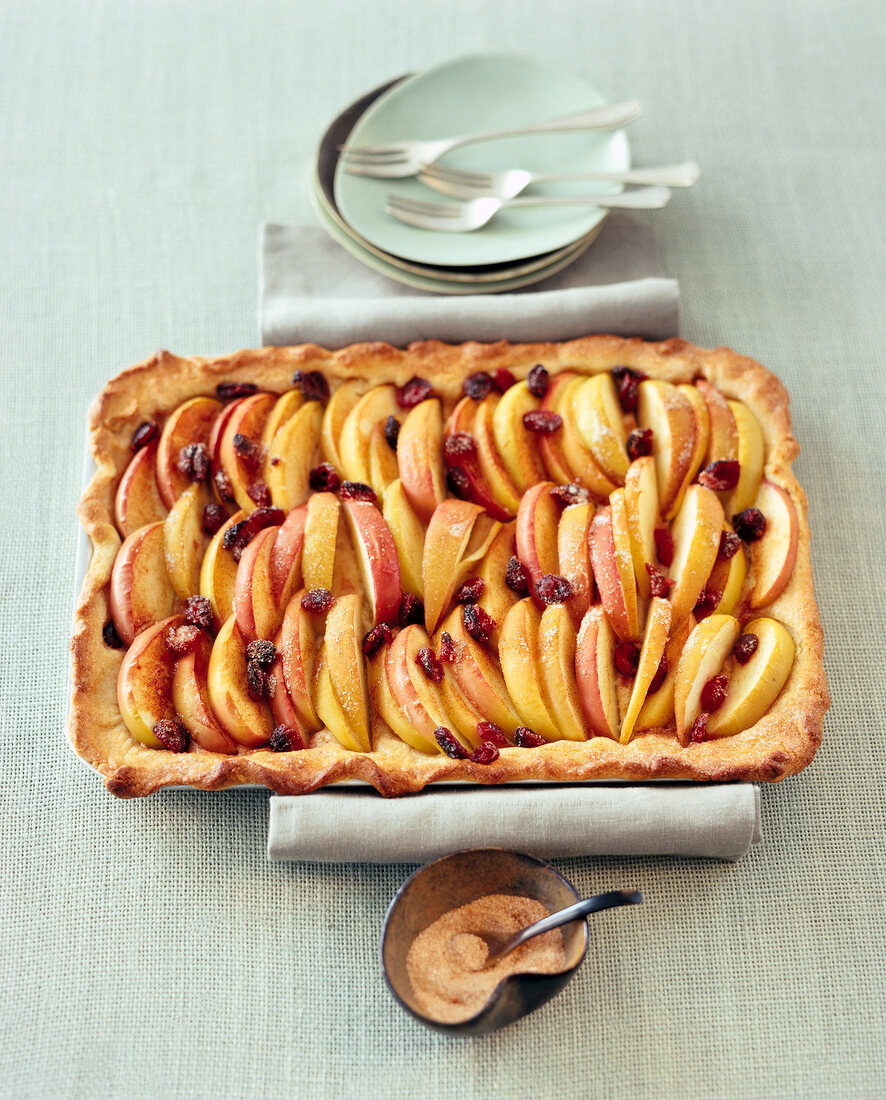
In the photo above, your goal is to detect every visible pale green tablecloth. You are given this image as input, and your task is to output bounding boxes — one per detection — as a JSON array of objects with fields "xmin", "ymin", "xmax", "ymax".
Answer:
[{"xmin": 3, "ymin": 1, "xmax": 885, "ymax": 1097}]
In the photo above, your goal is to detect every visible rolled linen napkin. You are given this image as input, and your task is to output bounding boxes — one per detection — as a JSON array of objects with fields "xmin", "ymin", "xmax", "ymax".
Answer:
[
  {"xmin": 267, "ymin": 785, "xmax": 761, "ymax": 863},
  {"xmin": 259, "ymin": 213, "xmax": 679, "ymax": 348}
]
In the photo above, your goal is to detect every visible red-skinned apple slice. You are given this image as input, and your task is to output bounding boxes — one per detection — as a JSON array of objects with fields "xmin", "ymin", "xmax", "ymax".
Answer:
[
  {"xmin": 537, "ymin": 603, "xmax": 588, "ymax": 741},
  {"xmin": 590, "ymin": 498, "xmax": 640, "ymax": 642},
  {"xmin": 635, "ymin": 379, "xmax": 697, "ymax": 518},
  {"xmin": 320, "ymin": 379, "xmax": 363, "ymax": 471},
  {"xmin": 442, "ymin": 609, "xmax": 521, "ymax": 734},
  {"xmin": 338, "ymin": 384, "xmax": 400, "ymax": 485},
  {"xmin": 556, "ymin": 501, "xmax": 594, "ymax": 625},
  {"xmin": 536, "ymin": 372, "xmax": 577, "ymax": 485},
  {"xmin": 499, "ymin": 599, "xmax": 561, "ymax": 741},
  {"xmin": 216, "ymin": 391, "xmax": 277, "ymax": 511},
  {"xmin": 264, "ymin": 400, "xmax": 323, "ymax": 511},
  {"xmin": 748, "ymin": 481, "xmax": 799, "ymax": 609},
  {"xmin": 302, "ymin": 491, "xmax": 340, "ymax": 592},
  {"xmin": 321, "ymin": 593, "xmax": 371, "ymax": 751},
  {"xmin": 207, "ymin": 616, "xmax": 274, "ymax": 747},
  {"xmin": 515, "ymin": 481, "xmax": 560, "ymax": 600},
  {"xmin": 342, "ymin": 498, "xmax": 402, "ymax": 626},
  {"xmin": 163, "ymin": 481, "xmax": 211, "ymax": 601},
  {"xmin": 491, "ymin": 380, "xmax": 546, "ymax": 492},
  {"xmin": 635, "ymin": 612, "xmax": 696, "ymax": 731},
  {"xmin": 116, "ymin": 614, "xmax": 184, "ymax": 746},
  {"xmin": 115, "ymin": 443, "xmax": 168, "ymax": 536},
  {"xmin": 232, "ymin": 524, "xmax": 283, "ymax": 643},
  {"xmin": 670, "ymin": 382, "xmax": 711, "ymax": 518},
  {"xmin": 269, "ymin": 503, "xmax": 307, "ymax": 605},
  {"xmin": 673, "ymin": 613, "xmax": 741, "ymax": 744},
  {"xmin": 396, "ymin": 397, "xmax": 446, "ymax": 522},
  {"xmin": 156, "ymin": 395, "xmax": 223, "ymax": 509},
  {"xmin": 623, "ymin": 456, "xmax": 660, "ymax": 600},
  {"xmin": 370, "ymin": 641, "xmax": 440, "ymax": 753},
  {"xmin": 572, "ymin": 372, "xmax": 630, "ymax": 483},
  {"xmin": 619, "ymin": 597, "xmax": 672, "ymax": 744},
  {"xmin": 539, "ymin": 374, "xmax": 619, "ymax": 500},
  {"xmin": 696, "ymin": 380, "xmax": 738, "ymax": 463},
  {"xmin": 384, "ymin": 624, "xmax": 450, "ymax": 745},
  {"xmin": 707, "ymin": 617, "xmax": 796, "ymax": 737},
  {"xmin": 199, "ymin": 509, "xmax": 244, "ymax": 628},
  {"xmin": 668, "ymin": 484, "xmax": 724, "ymax": 624},
  {"xmin": 574, "ymin": 605, "xmax": 620, "ymax": 739},
  {"xmin": 726, "ymin": 400, "xmax": 765, "ymax": 515},
  {"xmin": 421, "ymin": 498, "xmax": 484, "ymax": 634},
  {"xmin": 472, "ymin": 395, "xmax": 522, "ymax": 516},
  {"xmin": 443, "ymin": 397, "xmax": 513, "ymax": 521},
  {"xmin": 274, "ymin": 589, "xmax": 321, "ymax": 732},
  {"xmin": 173, "ymin": 630, "xmax": 237, "ymax": 754},
  {"xmin": 110, "ymin": 521, "xmax": 177, "ymax": 645}
]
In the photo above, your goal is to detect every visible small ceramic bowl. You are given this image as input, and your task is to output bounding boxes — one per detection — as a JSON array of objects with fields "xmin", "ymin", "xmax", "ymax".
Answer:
[{"xmin": 380, "ymin": 848, "xmax": 588, "ymax": 1035}]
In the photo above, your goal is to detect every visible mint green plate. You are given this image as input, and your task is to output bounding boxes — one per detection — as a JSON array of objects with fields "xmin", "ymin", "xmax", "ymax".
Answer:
[{"xmin": 334, "ymin": 52, "xmax": 631, "ymax": 268}]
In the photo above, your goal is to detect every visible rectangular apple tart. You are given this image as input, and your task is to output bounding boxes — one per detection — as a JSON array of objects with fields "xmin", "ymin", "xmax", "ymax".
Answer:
[{"xmin": 69, "ymin": 336, "xmax": 828, "ymax": 798}]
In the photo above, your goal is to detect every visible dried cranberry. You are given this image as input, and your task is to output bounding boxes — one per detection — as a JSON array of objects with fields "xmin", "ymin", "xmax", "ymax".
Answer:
[
  {"xmin": 214, "ymin": 469, "xmax": 236, "ymax": 503},
  {"xmin": 645, "ymin": 563, "xmax": 675, "ymax": 599},
  {"xmin": 492, "ymin": 368, "xmax": 517, "ymax": 393},
  {"xmin": 700, "ymin": 675, "xmax": 728, "ymax": 712},
  {"xmin": 648, "ymin": 654, "xmax": 669, "ymax": 694},
  {"xmin": 462, "ymin": 603, "xmax": 496, "ymax": 642},
  {"xmin": 698, "ymin": 459, "xmax": 740, "ymax": 492},
  {"xmin": 153, "ymin": 718, "xmax": 188, "ymax": 753},
  {"xmin": 396, "ymin": 376, "xmax": 433, "ymax": 408},
  {"xmin": 526, "ymin": 364, "xmax": 549, "ymax": 398},
  {"xmin": 202, "ymin": 502, "xmax": 228, "ymax": 535},
  {"xmin": 446, "ymin": 467, "xmax": 472, "ymax": 500},
  {"xmin": 434, "ymin": 727, "xmax": 470, "ymax": 759},
  {"xmin": 455, "ymin": 577, "xmax": 484, "ymax": 604},
  {"xmin": 222, "ymin": 506, "xmax": 285, "ymax": 561},
  {"xmin": 362, "ymin": 623, "xmax": 393, "ymax": 656},
  {"xmin": 514, "ymin": 726, "xmax": 546, "ymax": 748},
  {"xmin": 222, "ymin": 519, "xmax": 248, "ymax": 557},
  {"xmin": 416, "ymin": 645, "xmax": 444, "ymax": 683},
  {"xmin": 443, "ymin": 432, "xmax": 477, "ymax": 459},
  {"xmin": 438, "ymin": 631, "xmax": 455, "ymax": 663},
  {"xmin": 732, "ymin": 507, "xmax": 767, "ymax": 542},
  {"xmin": 733, "ymin": 633, "xmax": 759, "ymax": 665},
  {"xmin": 246, "ymin": 639, "xmax": 277, "ymax": 666},
  {"xmin": 615, "ymin": 642, "xmax": 640, "ymax": 678},
  {"xmin": 535, "ymin": 574, "xmax": 573, "ymax": 605},
  {"xmin": 177, "ymin": 442, "xmax": 210, "ymax": 482},
  {"xmin": 309, "ymin": 463, "xmax": 340, "ymax": 493},
  {"xmin": 612, "ymin": 366, "xmax": 647, "ymax": 414},
  {"xmin": 131, "ymin": 420, "xmax": 159, "ymax": 451},
  {"xmin": 654, "ymin": 527, "xmax": 675, "ymax": 568},
  {"xmin": 463, "ymin": 372, "xmax": 495, "ymax": 401},
  {"xmin": 247, "ymin": 479, "xmax": 271, "ymax": 507},
  {"xmin": 291, "ymin": 370, "xmax": 329, "ymax": 402},
  {"xmin": 694, "ymin": 587, "xmax": 722, "ymax": 619},
  {"xmin": 549, "ymin": 481, "xmax": 591, "ymax": 506},
  {"xmin": 269, "ymin": 724, "xmax": 306, "ymax": 752},
  {"xmin": 339, "ymin": 481, "xmax": 377, "ymax": 503},
  {"xmin": 383, "ymin": 415, "xmax": 400, "ymax": 451},
  {"xmin": 690, "ymin": 713, "xmax": 710, "ymax": 743},
  {"xmin": 522, "ymin": 409, "xmax": 562, "ymax": 434},
  {"xmin": 184, "ymin": 595, "xmax": 213, "ymax": 630},
  {"xmin": 505, "ymin": 556, "xmax": 529, "ymax": 594},
  {"xmin": 718, "ymin": 530, "xmax": 742, "ymax": 559},
  {"xmin": 398, "ymin": 594, "xmax": 425, "ymax": 627},
  {"xmin": 102, "ymin": 621, "xmax": 124, "ymax": 649},
  {"xmin": 471, "ymin": 742, "xmax": 500, "ymax": 765},
  {"xmin": 246, "ymin": 660, "xmax": 270, "ymax": 701},
  {"xmin": 627, "ymin": 428, "xmax": 654, "ymax": 461},
  {"xmin": 216, "ymin": 381, "xmax": 257, "ymax": 400},
  {"xmin": 164, "ymin": 623, "xmax": 201, "ymax": 656},
  {"xmin": 476, "ymin": 721, "xmax": 509, "ymax": 747},
  {"xmin": 301, "ymin": 588, "xmax": 334, "ymax": 614},
  {"xmin": 232, "ymin": 432, "xmax": 262, "ymax": 473}
]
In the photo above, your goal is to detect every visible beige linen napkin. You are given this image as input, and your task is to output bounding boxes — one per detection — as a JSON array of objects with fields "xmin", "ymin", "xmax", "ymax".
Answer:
[
  {"xmin": 267, "ymin": 785, "xmax": 761, "ymax": 863},
  {"xmin": 259, "ymin": 213, "xmax": 679, "ymax": 347}
]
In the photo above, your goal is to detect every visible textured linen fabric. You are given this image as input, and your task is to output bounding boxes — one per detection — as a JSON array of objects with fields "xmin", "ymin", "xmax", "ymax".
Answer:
[
  {"xmin": 268, "ymin": 786, "xmax": 761, "ymax": 862},
  {"xmin": 3, "ymin": 1, "xmax": 886, "ymax": 1098},
  {"xmin": 260, "ymin": 217, "xmax": 680, "ymax": 344}
]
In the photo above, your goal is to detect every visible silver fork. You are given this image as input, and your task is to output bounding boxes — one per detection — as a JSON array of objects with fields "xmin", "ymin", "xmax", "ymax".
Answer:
[
  {"xmin": 340, "ymin": 100, "xmax": 642, "ymax": 179},
  {"xmin": 418, "ymin": 159, "xmax": 700, "ymax": 200},
  {"xmin": 385, "ymin": 186, "xmax": 671, "ymax": 232}
]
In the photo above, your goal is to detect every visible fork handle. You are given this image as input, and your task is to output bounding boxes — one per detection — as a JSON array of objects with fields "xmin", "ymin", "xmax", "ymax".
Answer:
[
  {"xmin": 531, "ymin": 161, "xmax": 700, "ymax": 188},
  {"xmin": 504, "ymin": 186, "xmax": 671, "ymax": 210},
  {"xmin": 446, "ymin": 100, "xmax": 642, "ymax": 152}
]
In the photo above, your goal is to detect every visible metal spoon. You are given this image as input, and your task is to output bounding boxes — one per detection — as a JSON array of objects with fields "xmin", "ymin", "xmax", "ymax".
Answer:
[{"xmin": 464, "ymin": 889, "xmax": 643, "ymax": 971}]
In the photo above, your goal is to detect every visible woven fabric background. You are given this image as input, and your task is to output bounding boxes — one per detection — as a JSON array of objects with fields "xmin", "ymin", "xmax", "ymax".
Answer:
[{"xmin": 2, "ymin": 0, "xmax": 884, "ymax": 1096}]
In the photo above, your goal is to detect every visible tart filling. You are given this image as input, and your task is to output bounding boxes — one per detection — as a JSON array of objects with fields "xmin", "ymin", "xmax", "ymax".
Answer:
[{"xmin": 69, "ymin": 336, "xmax": 829, "ymax": 798}]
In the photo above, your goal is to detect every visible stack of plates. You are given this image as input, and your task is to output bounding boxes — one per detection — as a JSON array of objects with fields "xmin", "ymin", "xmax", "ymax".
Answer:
[{"xmin": 311, "ymin": 54, "xmax": 632, "ymax": 295}]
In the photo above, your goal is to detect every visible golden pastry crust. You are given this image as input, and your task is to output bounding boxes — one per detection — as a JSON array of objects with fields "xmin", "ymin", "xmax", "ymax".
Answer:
[{"xmin": 69, "ymin": 336, "xmax": 829, "ymax": 798}]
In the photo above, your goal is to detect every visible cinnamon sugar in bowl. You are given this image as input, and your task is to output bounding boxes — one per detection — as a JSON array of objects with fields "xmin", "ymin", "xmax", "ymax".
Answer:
[{"xmin": 380, "ymin": 849, "xmax": 588, "ymax": 1035}]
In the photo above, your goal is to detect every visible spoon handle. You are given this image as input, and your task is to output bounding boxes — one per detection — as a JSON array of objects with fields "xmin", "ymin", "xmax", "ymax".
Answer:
[{"xmin": 509, "ymin": 889, "xmax": 643, "ymax": 951}]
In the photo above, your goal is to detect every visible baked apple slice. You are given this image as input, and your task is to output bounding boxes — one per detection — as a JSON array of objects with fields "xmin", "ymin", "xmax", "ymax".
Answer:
[
  {"xmin": 260, "ymin": 389, "xmax": 305, "ymax": 448},
  {"xmin": 156, "ymin": 395, "xmax": 223, "ymax": 508},
  {"xmin": 618, "ymin": 597, "xmax": 672, "ymax": 744},
  {"xmin": 206, "ymin": 616, "xmax": 274, "ymax": 748},
  {"xmin": 748, "ymin": 481, "xmax": 799, "ymax": 609},
  {"xmin": 442, "ymin": 608, "xmax": 521, "ymax": 734},
  {"xmin": 117, "ymin": 615, "xmax": 184, "ymax": 747},
  {"xmin": 322, "ymin": 593, "xmax": 371, "ymax": 752},
  {"xmin": 623, "ymin": 456, "xmax": 660, "ymax": 600},
  {"xmin": 574, "ymin": 606, "xmax": 620, "ymax": 740},
  {"xmin": 396, "ymin": 397, "xmax": 447, "ymax": 522},
  {"xmin": 475, "ymin": 521, "xmax": 519, "ymax": 647},
  {"xmin": 696, "ymin": 380, "xmax": 738, "ymax": 464},
  {"xmin": 315, "ymin": 644, "xmax": 367, "ymax": 754},
  {"xmin": 499, "ymin": 599, "xmax": 561, "ymax": 741},
  {"xmin": 302, "ymin": 491, "xmax": 340, "ymax": 593},
  {"xmin": 382, "ymin": 479, "xmax": 425, "ymax": 597},
  {"xmin": 472, "ymin": 395, "xmax": 522, "ymax": 516},
  {"xmin": 343, "ymin": 498, "xmax": 402, "ymax": 626},
  {"xmin": 726, "ymin": 400, "xmax": 765, "ymax": 516},
  {"xmin": 163, "ymin": 482, "xmax": 211, "ymax": 601},
  {"xmin": 668, "ymin": 484, "xmax": 724, "ymax": 624},
  {"xmin": 707, "ymin": 617, "xmax": 796, "ymax": 737},
  {"xmin": 369, "ymin": 641, "xmax": 440, "ymax": 754},
  {"xmin": 320, "ymin": 379, "xmax": 363, "ymax": 471},
  {"xmin": 635, "ymin": 612, "xmax": 696, "ymax": 731},
  {"xmin": 536, "ymin": 603, "xmax": 588, "ymax": 741},
  {"xmin": 368, "ymin": 421, "xmax": 400, "ymax": 497},
  {"xmin": 555, "ymin": 501, "xmax": 594, "ymax": 626},
  {"xmin": 673, "ymin": 613, "xmax": 741, "ymax": 745},
  {"xmin": 338, "ymin": 384, "xmax": 400, "ymax": 485},
  {"xmin": 115, "ymin": 443, "xmax": 167, "ymax": 537},
  {"xmin": 110, "ymin": 521, "xmax": 177, "ymax": 645},
  {"xmin": 384, "ymin": 624, "xmax": 452, "ymax": 747},
  {"xmin": 491, "ymin": 380, "xmax": 546, "ymax": 492},
  {"xmin": 199, "ymin": 509, "xmax": 244, "ymax": 628},
  {"xmin": 540, "ymin": 374, "xmax": 619, "ymax": 500},
  {"xmin": 232, "ymin": 524, "xmax": 289, "ymax": 643},
  {"xmin": 590, "ymin": 499, "xmax": 640, "ymax": 642},
  {"xmin": 263, "ymin": 400, "xmax": 323, "ymax": 511},
  {"xmin": 572, "ymin": 372, "xmax": 629, "ymax": 483},
  {"xmin": 635, "ymin": 379, "xmax": 697, "ymax": 517},
  {"xmin": 421, "ymin": 498, "xmax": 485, "ymax": 634},
  {"xmin": 515, "ymin": 481, "xmax": 561, "ymax": 600},
  {"xmin": 173, "ymin": 630, "xmax": 237, "ymax": 754},
  {"xmin": 215, "ymin": 391, "xmax": 277, "ymax": 511},
  {"xmin": 273, "ymin": 589, "xmax": 322, "ymax": 734}
]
